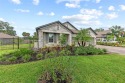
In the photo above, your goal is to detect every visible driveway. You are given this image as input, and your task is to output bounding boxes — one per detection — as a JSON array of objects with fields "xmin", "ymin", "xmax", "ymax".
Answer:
[{"xmin": 96, "ymin": 45, "xmax": 125, "ymax": 55}]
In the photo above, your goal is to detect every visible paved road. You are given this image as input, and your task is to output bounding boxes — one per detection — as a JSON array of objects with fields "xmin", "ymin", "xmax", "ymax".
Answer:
[{"xmin": 96, "ymin": 45, "xmax": 125, "ymax": 55}]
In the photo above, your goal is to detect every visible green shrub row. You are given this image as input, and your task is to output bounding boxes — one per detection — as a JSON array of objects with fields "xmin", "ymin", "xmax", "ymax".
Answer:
[
  {"xmin": 97, "ymin": 42, "xmax": 119, "ymax": 46},
  {"xmin": 75, "ymin": 46, "xmax": 107, "ymax": 55},
  {"xmin": 0, "ymin": 46, "xmax": 107, "ymax": 64}
]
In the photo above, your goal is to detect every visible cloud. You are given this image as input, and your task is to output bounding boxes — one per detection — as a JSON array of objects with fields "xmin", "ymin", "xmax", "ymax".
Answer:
[
  {"xmin": 107, "ymin": 12, "xmax": 118, "ymax": 19},
  {"xmin": 80, "ymin": 8, "xmax": 103, "ymax": 16},
  {"xmin": 62, "ymin": 14, "xmax": 97, "ymax": 21},
  {"xmin": 65, "ymin": 3, "xmax": 80, "ymax": 8},
  {"xmin": 99, "ymin": 6, "xmax": 102, "ymax": 9},
  {"xmin": 56, "ymin": 0, "xmax": 100, "ymax": 4},
  {"xmin": 48, "ymin": 12, "xmax": 55, "ymax": 16},
  {"xmin": 56, "ymin": 0, "xmax": 82, "ymax": 3},
  {"xmin": 56, "ymin": 0, "xmax": 100, "ymax": 8},
  {"xmin": 96, "ymin": 0, "xmax": 101, "ymax": 3},
  {"xmin": 37, "ymin": 11, "xmax": 44, "ymax": 16},
  {"xmin": 62, "ymin": 8, "xmax": 103, "ymax": 26},
  {"xmin": 108, "ymin": 6, "xmax": 115, "ymax": 11},
  {"xmin": 62, "ymin": 14, "xmax": 102, "ymax": 26},
  {"xmin": 119, "ymin": 5, "xmax": 125, "ymax": 11},
  {"xmin": 74, "ymin": 20, "xmax": 102, "ymax": 26},
  {"xmin": 33, "ymin": 0, "xmax": 39, "ymax": 5},
  {"xmin": 11, "ymin": 0, "xmax": 21, "ymax": 4},
  {"xmin": 15, "ymin": 9, "xmax": 30, "ymax": 13},
  {"xmin": 0, "ymin": 18, "xmax": 5, "ymax": 21}
]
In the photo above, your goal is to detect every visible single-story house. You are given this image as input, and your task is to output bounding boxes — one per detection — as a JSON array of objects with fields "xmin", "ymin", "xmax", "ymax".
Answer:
[
  {"xmin": 35, "ymin": 21, "xmax": 97, "ymax": 48},
  {"xmin": 96, "ymin": 30, "xmax": 117, "ymax": 42},
  {"xmin": 0, "ymin": 32, "xmax": 17, "ymax": 45}
]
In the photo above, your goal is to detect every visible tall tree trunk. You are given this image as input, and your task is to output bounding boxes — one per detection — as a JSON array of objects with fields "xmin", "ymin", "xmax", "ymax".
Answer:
[
  {"xmin": 83, "ymin": 42, "xmax": 86, "ymax": 47},
  {"xmin": 82, "ymin": 41, "xmax": 86, "ymax": 47},
  {"xmin": 82, "ymin": 41, "xmax": 84, "ymax": 46},
  {"xmin": 78, "ymin": 41, "xmax": 81, "ymax": 46}
]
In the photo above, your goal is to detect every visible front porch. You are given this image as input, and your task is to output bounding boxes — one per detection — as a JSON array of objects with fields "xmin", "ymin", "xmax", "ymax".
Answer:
[{"xmin": 38, "ymin": 31, "xmax": 72, "ymax": 48}]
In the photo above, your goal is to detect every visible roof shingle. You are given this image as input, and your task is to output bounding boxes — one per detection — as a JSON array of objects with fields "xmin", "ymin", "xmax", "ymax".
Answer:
[{"xmin": 0, "ymin": 33, "xmax": 17, "ymax": 38}]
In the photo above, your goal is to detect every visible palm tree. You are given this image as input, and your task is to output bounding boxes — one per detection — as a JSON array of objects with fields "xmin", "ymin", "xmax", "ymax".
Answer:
[
  {"xmin": 109, "ymin": 25, "xmax": 124, "ymax": 38},
  {"xmin": 75, "ymin": 29, "xmax": 92, "ymax": 47}
]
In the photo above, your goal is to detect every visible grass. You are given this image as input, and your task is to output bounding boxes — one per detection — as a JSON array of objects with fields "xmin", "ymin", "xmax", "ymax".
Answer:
[
  {"xmin": 0, "ymin": 50, "xmax": 17, "ymax": 56},
  {"xmin": 0, "ymin": 54, "xmax": 125, "ymax": 83},
  {"xmin": 0, "ymin": 44, "xmax": 34, "ymax": 56},
  {"xmin": 0, "ymin": 44, "xmax": 33, "ymax": 50}
]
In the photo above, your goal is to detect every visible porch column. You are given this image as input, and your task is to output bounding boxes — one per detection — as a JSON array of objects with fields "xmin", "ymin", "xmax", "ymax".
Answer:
[
  {"xmin": 38, "ymin": 31, "xmax": 43, "ymax": 48},
  {"xmin": 94, "ymin": 37, "xmax": 96, "ymax": 46},
  {"xmin": 69, "ymin": 34, "xmax": 72, "ymax": 45}
]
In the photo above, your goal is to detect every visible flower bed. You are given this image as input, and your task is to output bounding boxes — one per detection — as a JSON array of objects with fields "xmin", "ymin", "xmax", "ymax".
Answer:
[{"xmin": 0, "ymin": 45, "xmax": 107, "ymax": 65}]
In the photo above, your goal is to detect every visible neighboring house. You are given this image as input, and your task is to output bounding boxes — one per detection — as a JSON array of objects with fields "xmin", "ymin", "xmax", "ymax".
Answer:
[
  {"xmin": 96, "ymin": 30, "xmax": 116, "ymax": 42},
  {"xmin": 0, "ymin": 32, "xmax": 17, "ymax": 45},
  {"xmin": 35, "ymin": 21, "xmax": 97, "ymax": 48}
]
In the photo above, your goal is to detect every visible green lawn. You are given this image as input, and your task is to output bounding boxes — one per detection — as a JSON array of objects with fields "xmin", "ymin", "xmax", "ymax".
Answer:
[
  {"xmin": 0, "ymin": 54, "xmax": 125, "ymax": 83},
  {"xmin": 0, "ymin": 50, "xmax": 17, "ymax": 56},
  {"xmin": 0, "ymin": 44, "xmax": 33, "ymax": 50}
]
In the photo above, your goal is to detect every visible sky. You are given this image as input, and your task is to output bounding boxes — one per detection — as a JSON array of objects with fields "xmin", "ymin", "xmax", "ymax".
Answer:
[{"xmin": 0, "ymin": 0, "xmax": 125, "ymax": 36}]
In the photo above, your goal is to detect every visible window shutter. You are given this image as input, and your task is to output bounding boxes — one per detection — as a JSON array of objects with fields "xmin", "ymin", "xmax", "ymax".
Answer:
[
  {"xmin": 54, "ymin": 33, "xmax": 56, "ymax": 43},
  {"xmin": 46, "ymin": 33, "xmax": 48, "ymax": 43}
]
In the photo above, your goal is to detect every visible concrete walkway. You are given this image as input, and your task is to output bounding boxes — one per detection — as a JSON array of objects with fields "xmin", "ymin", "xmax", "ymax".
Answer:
[{"xmin": 96, "ymin": 45, "xmax": 125, "ymax": 55}]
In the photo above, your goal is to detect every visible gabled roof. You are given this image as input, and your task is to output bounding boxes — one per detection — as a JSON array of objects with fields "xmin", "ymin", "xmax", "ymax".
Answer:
[
  {"xmin": 96, "ymin": 30, "xmax": 111, "ymax": 38},
  {"xmin": 36, "ymin": 21, "xmax": 97, "ymax": 35},
  {"xmin": 87, "ymin": 28, "xmax": 97, "ymax": 35},
  {"xmin": 63, "ymin": 21, "xmax": 79, "ymax": 34},
  {"xmin": 0, "ymin": 32, "xmax": 17, "ymax": 38},
  {"xmin": 36, "ymin": 21, "xmax": 76, "ymax": 33},
  {"xmin": 96, "ymin": 30, "xmax": 111, "ymax": 35}
]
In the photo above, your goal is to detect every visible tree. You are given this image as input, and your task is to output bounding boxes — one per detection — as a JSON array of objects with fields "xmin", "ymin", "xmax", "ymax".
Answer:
[
  {"xmin": 95, "ymin": 28, "xmax": 104, "ymax": 32},
  {"xmin": 0, "ymin": 20, "xmax": 16, "ymax": 36},
  {"xmin": 117, "ymin": 37, "xmax": 125, "ymax": 44},
  {"xmin": 22, "ymin": 32, "xmax": 30, "ymax": 37},
  {"xmin": 109, "ymin": 25, "xmax": 124, "ymax": 38},
  {"xmin": 107, "ymin": 34, "xmax": 115, "ymax": 41},
  {"xmin": 75, "ymin": 29, "xmax": 92, "ymax": 47},
  {"xmin": 59, "ymin": 34, "xmax": 67, "ymax": 46},
  {"xmin": 33, "ymin": 32, "xmax": 38, "ymax": 40}
]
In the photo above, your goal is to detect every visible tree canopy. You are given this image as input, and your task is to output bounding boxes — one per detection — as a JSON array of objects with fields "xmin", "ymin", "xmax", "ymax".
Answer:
[
  {"xmin": 0, "ymin": 21, "xmax": 16, "ymax": 36},
  {"xmin": 59, "ymin": 34, "xmax": 67, "ymax": 46},
  {"xmin": 22, "ymin": 32, "xmax": 30, "ymax": 37},
  {"xmin": 75, "ymin": 29, "xmax": 92, "ymax": 46},
  {"xmin": 95, "ymin": 28, "xmax": 104, "ymax": 32},
  {"xmin": 109, "ymin": 25, "xmax": 124, "ymax": 38}
]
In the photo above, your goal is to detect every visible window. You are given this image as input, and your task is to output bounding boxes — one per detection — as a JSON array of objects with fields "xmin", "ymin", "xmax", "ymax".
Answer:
[{"xmin": 48, "ymin": 33, "xmax": 54, "ymax": 43}]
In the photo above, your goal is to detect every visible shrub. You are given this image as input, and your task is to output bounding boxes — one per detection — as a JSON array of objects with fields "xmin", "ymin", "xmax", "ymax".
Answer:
[
  {"xmin": 22, "ymin": 54, "xmax": 31, "ymax": 62},
  {"xmin": 46, "ymin": 50, "xmax": 56, "ymax": 58},
  {"xmin": 36, "ymin": 53, "xmax": 43, "ymax": 60},
  {"xmin": 0, "ymin": 56, "xmax": 6, "ymax": 61},
  {"xmin": 7, "ymin": 56, "xmax": 17, "ymax": 62},
  {"xmin": 65, "ymin": 50, "xmax": 71, "ymax": 56},
  {"xmin": 75, "ymin": 46, "xmax": 87, "ymax": 55},
  {"xmin": 102, "ymin": 49, "xmax": 107, "ymax": 53},
  {"xmin": 97, "ymin": 42, "xmax": 119, "ymax": 47},
  {"xmin": 12, "ymin": 50, "xmax": 22, "ymax": 58},
  {"xmin": 20, "ymin": 48, "xmax": 34, "ymax": 55},
  {"xmin": 75, "ymin": 46, "xmax": 106, "ymax": 55},
  {"xmin": 12, "ymin": 49, "xmax": 34, "ymax": 58},
  {"xmin": 59, "ymin": 49, "xmax": 71, "ymax": 56},
  {"xmin": 59, "ymin": 50, "xmax": 66, "ymax": 56}
]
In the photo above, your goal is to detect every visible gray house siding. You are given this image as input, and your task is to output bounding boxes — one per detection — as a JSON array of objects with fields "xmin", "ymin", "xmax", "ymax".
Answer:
[
  {"xmin": 37, "ymin": 22, "xmax": 72, "ymax": 48},
  {"xmin": 35, "ymin": 21, "xmax": 97, "ymax": 48}
]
